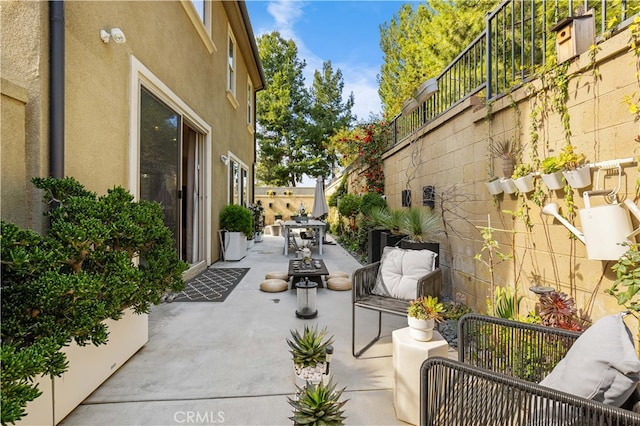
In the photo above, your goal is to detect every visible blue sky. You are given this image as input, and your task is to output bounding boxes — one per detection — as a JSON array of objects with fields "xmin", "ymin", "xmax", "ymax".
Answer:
[{"xmin": 246, "ymin": 0, "xmax": 420, "ymax": 121}]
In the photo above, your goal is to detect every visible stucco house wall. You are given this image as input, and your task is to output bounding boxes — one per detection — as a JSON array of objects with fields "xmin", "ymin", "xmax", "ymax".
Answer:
[
  {"xmin": 379, "ymin": 27, "xmax": 639, "ymax": 329},
  {"xmin": 1, "ymin": 1, "xmax": 264, "ymax": 269}
]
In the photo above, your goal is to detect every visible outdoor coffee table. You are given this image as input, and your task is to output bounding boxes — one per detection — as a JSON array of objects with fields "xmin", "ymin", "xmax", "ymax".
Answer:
[{"xmin": 288, "ymin": 259, "xmax": 329, "ymax": 288}]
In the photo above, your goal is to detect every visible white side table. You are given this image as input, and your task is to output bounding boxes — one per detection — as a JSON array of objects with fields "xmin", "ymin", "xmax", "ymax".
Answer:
[{"xmin": 392, "ymin": 327, "xmax": 449, "ymax": 425}]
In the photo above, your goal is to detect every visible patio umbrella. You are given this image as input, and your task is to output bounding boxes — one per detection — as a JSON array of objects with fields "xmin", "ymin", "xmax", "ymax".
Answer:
[{"xmin": 312, "ymin": 176, "xmax": 329, "ymax": 219}]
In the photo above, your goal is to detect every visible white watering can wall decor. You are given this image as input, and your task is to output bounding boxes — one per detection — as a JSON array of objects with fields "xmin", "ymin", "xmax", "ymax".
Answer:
[{"xmin": 542, "ymin": 159, "xmax": 637, "ymax": 261}]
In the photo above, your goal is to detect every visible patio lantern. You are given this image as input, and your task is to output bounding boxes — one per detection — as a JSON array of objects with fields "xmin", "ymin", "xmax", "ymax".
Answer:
[{"xmin": 296, "ymin": 277, "xmax": 317, "ymax": 319}]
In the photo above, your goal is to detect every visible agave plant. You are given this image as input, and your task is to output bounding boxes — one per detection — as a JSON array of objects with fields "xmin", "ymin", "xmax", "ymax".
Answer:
[
  {"xmin": 288, "ymin": 380, "xmax": 348, "ymax": 426},
  {"xmin": 398, "ymin": 207, "xmax": 444, "ymax": 243},
  {"xmin": 287, "ymin": 325, "xmax": 334, "ymax": 367}
]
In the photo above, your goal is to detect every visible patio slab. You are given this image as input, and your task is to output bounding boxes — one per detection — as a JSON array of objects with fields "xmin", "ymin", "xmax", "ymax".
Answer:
[{"xmin": 60, "ymin": 234, "xmax": 454, "ymax": 425}]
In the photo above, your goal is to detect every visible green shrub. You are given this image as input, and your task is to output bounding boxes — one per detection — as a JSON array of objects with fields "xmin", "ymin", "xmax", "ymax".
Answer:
[
  {"xmin": 220, "ymin": 204, "xmax": 253, "ymax": 236},
  {"xmin": 359, "ymin": 192, "xmax": 387, "ymax": 216},
  {"xmin": 337, "ymin": 194, "xmax": 361, "ymax": 218},
  {"xmin": 1, "ymin": 177, "xmax": 187, "ymax": 424}
]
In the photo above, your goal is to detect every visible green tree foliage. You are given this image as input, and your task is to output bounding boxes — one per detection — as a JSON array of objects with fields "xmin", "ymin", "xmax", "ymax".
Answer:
[
  {"xmin": 379, "ymin": 0, "xmax": 499, "ymax": 119},
  {"xmin": 256, "ymin": 33, "xmax": 355, "ymax": 185},
  {"xmin": 256, "ymin": 32, "xmax": 310, "ymax": 186},
  {"xmin": 1, "ymin": 177, "xmax": 187, "ymax": 424},
  {"xmin": 306, "ymin": 61, "xmax": 355, "ymax": 179}
]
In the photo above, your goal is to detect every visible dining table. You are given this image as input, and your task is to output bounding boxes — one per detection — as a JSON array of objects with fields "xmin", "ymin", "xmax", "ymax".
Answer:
[{"xmin": 281, "ymin": 219, "xmax": 326, "ymax": 256}]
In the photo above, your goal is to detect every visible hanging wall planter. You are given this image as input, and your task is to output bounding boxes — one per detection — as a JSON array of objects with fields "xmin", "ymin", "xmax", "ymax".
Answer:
[
  {"xmin": 562, "ymin": 164, "xmax": 591, "ymax": 189},
  {"xmin": 541, "ymin": 170, "xmax": 564, "ymax": 190},
  {"xmin": 514, "ymin": 173, "xmax": 535, "ymax": 193},
  {"xmin": 486, "ymin": 178, "xmax": 503, "ymax": 195},
  {"xmin": 500, "ymin": 178, "xmax": 518, "ymax": 194}
]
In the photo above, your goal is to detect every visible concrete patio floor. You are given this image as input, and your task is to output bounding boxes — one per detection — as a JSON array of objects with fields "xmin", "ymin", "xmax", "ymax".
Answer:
[{"xmin": 60, "ymin": 234, "xmax": 455, "ymax": 425}]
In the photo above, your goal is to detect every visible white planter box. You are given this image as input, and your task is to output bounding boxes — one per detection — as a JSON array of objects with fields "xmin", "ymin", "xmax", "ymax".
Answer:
[
  {"xmin": 541, "ymin": 170, "xmax": 564, "ymax": 190},
  {"xmin": 514, "ymin": 173, "xmax": 535, "ymax": 193},
  {"xmin": 485, "ymin": 179, "xmax": 503, "ymax": 195},
  {"xmin": 17, "ymin": 309, "xmax": 148, "ymax": 425},
  {"xmin": 562, "ymin": 164, "xmax": 591, "ymax": 189},
  {"xmin": 222, "ymin": 231, "xmax": 247, "ymax": 261},
  {"xmin": 500, "ymin": 178, "xmax": 518, "ymax": 194}
]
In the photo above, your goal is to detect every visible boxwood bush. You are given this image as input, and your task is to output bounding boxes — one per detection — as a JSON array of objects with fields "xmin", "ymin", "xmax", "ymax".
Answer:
[{"xmin": 1, "ymin": 177, "xmax": 188, "ymax": 424}]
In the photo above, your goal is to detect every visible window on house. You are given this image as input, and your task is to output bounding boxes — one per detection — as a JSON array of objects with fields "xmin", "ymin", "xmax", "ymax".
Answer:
[
  {"xmin": 226, "ymin": 156, "xmax": 248, "ymax": 205},
  {"xmin": 227, "ymin": 32, "xmax": 236, "ymax": 96},
  {"xmin": 191, "ymin": 0, "xmax": 206, "ymax": 25},
  {"xmin": 247, "ymin": 78, "xmax": 253, "ymax": 126}
]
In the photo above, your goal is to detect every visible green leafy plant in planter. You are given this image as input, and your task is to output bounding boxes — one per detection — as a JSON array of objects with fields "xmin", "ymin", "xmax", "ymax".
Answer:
[
  {"xmin": 219, "ymin": 204, "xmax": 253, "ymax": 236},
  {"xmin": 398, "ymin": 207, "xmax": 444, "ymax": 243},
  {"xmin": 557, "ymin": 144, "xmax": 586, "ymax": 171},
  {"xmin": 369, "ymin": 206, "xmax": 403, "ymax": 233},
  {"xmin": 288, "ymin": 379, "xmax": 348, "ymax": 426},
  {"xmin": 0, "ymin": 177, "xmax": 188, "ymax": 424},
  {"xmin": 511, "ymin": 163, "xmax": 532, "ymax": 179},
  {"xmin": 287, "ymin": 325, "xmax": 334, "ymax": 368},
  {"xmin": 541, "ymin": 156, "xmax": 561, "ymax": 174}
]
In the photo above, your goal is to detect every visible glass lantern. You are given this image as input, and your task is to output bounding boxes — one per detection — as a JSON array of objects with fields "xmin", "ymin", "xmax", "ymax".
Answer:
[{"xmin": 295, "ymin": 277, "xmax": 318, "ymax": 319}]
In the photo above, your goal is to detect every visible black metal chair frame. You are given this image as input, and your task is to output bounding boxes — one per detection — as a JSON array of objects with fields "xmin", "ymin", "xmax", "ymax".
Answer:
[
  {"xmin": 351, "ymin": 260, "xmax": 442, "ymax": 357},
  {"xmin": 419, "ymin": 313, "xmax": 640, "ymax": 425}
]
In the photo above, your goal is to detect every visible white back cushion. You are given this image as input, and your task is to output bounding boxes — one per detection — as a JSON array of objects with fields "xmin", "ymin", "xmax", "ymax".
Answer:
[{"xmin": 371, "ymin": 246, "xmax": 437, "ymax": 300}]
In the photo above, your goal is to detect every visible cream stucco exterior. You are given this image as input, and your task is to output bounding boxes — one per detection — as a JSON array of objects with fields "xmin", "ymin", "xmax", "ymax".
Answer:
[{"xmin": 1, "ymin": 0, "xmax": 264, "ymax": 265}]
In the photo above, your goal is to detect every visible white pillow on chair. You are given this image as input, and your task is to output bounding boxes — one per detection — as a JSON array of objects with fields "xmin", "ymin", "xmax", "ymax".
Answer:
[
  {"xmin": 371, "ymin": 246, "xmax": 437, "ymax": 300},
  {"xmin": 539, "ymin": 313, "xmax": 640, "ymax": 407}
]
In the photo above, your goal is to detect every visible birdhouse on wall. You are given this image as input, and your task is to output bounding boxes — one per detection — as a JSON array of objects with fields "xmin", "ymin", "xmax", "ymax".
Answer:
[{"xmin": 550, "ymin": 12, "xmax": 595, "ymax": 64}]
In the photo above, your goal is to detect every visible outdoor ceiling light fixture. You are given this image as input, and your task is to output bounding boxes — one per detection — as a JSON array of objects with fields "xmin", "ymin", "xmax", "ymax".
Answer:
[{"xmin": 100, "ymin": 28, "xmax": 126, "ymax": 44}]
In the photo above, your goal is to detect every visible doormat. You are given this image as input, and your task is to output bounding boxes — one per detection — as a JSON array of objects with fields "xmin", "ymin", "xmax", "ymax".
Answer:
[{"xmin": 171, "ymin": 268, "xmax": 250, "ymax": 302}]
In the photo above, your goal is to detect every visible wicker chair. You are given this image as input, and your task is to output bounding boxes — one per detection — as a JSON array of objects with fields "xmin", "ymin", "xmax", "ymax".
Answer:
[
  {"xmin": 420, "ymin": 314, "xmax": 640, "ymax": 425},
  {"xmin": 351, "ymin": 260, "xmax": 441, "ymax": 357}
]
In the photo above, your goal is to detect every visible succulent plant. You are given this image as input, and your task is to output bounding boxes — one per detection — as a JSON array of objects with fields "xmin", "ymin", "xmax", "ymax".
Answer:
[
  {"xmin": 538, "ymin": 291, "xmax": 582, "ymax": 331},
  {"xmin": 287, "ymin": 325, "xmax": 334, "ymax": 367},
  {"xmin": 407, "ymin": 296, "xmax": 445, "ymax": 322},
  {"xmin": 288, "ymin": 379, "xmax": 348, "ymax": 426}
]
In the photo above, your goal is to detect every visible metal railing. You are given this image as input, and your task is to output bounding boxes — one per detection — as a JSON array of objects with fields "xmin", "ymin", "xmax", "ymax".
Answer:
[{"xmin": 386, "ymin": 0, "xmax": 637, "ymax": 148}]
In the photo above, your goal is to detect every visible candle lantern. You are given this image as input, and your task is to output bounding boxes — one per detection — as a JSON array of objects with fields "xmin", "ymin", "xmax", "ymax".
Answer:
[{"xmin": 296, "ymin": 277, "xmax": 318, "ymax": 319}]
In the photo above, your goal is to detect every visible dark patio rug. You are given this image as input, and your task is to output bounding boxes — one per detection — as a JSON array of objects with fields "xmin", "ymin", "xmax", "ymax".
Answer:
[{"xmin": 171, "ymin": 268, "xmax": 250, "ymax": 302}]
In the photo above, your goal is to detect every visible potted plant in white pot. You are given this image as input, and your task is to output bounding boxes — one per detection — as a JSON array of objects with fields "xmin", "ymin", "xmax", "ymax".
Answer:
[
  {"xmin": 540, "ymin": 155, "xmax": 564, "ymax": 190},
  {"xmin": 485, "ymin": 176, "xmax": 503, "ymax": 195},
  {"xmin": 558, "ymin": 144, "xmax": 591, "ymax": 189},
  {"xmin": 512, "ymin": 163, "xmax": 535, "ymax": 193},
  {"xmin": 219, "ymin": 204, "xmax": 253, "ymax": 261},
  {"xmin": 406, "ymin": 296, "xmax": 445, "ymax": 341},
  {"xmin": 287, "ymin": 325, "xmax": 334, "ymax": 386}
]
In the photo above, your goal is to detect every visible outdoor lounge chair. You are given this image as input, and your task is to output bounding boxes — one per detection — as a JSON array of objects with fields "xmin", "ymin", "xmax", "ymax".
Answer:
[
  {"xmin": 351, "ymin": 247, "xmax": 441, "ymax": 358},
  {"xmin": 420, "ymin": 313, "xmax": 640, "ymax": 425}
]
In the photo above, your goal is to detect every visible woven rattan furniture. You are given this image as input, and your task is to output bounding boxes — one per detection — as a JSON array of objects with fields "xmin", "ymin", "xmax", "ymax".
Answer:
[
  {"xmin": 419, "ymin": 314, "xmax": 640, "ymax": 425},
  {"xmin": 351, "ymin": 260, "xmax": 441, "ymax": 357}
]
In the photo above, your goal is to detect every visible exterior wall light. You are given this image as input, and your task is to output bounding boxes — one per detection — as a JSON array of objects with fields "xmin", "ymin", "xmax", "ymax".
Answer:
[{"xmin": 100, "ymin": 28, "xmax": 126, "ymax": 44}]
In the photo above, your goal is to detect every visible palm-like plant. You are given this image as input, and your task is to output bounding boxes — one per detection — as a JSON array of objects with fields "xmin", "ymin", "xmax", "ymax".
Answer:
[
  {"xmin": 288, "ymin": 380, "xmax": 348, "ymax": 426},
  {"xmin": 287, "ymin": 325, "xmax": 334, "ymax": 367},
  {"xmin": 398, "ymin": 207, "xmax": 444, "ymax": 243},
  {"xmin": 369, "ymin": 206, "xmax": 403, "ymax": 233}
]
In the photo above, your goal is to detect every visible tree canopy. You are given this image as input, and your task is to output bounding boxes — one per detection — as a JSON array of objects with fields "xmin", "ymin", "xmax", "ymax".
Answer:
[{"xmin": 255, "ymin": 32, "xmax": 355, "ymax": 186}]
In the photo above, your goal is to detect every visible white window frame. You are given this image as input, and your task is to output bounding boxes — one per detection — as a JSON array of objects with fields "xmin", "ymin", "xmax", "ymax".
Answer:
[
  {"xmin": 247, "ymin": 77, "xmax": 254, "ymax": 133},
  {"xmin": 227, "ymin": 27, "xmax": 237, "ymax": 101},
  {"xmin": 222, "ymin": 151, "xmax": 249, "ymax": 205},
  {"xmin": 129, "ymin": 56, "xmax": 213, "ymax": 265},
  {"xmin": 180, "ymin": 0, "xmax": 216, "ymax": 54}
]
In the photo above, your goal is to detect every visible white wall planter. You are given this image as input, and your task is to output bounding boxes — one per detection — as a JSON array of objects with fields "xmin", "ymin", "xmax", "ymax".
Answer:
[
  {"xmin": 514, "ymin": 173, "xmax": 535, "ymax": 193},
  {"xmin": 500, "ymin": 178, "xmax": 518, "ymax": 194},
  {"xmin": 407, "ymin": 316, "xmax": 435, "ymax": 341},
  {"xmin": 562, "ymin": 164, "xmax": 591, "ymax": 189},
  {"xmin": 247, "ymin": 238, "xmax": 255, "ymax": 249},
  {"xmin": 222, "ymin": 231, "xmax": 247, "ymax": 261},
  {"xmin": 18, "ymin": 309, "xmax": 148, "ymax": 425},
  {"xmin": 541, "ymin": 170, "xmax": 564, "ymax": 190},
  {"xmin": 485, "ymin": 179, "xmax": 503, "ymax": 195}
]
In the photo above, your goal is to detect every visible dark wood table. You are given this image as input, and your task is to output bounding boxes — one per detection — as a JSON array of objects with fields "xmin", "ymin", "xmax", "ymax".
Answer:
[{"xmin": 288, "ymin": 259, "xmax": 329, "ymax": 288}]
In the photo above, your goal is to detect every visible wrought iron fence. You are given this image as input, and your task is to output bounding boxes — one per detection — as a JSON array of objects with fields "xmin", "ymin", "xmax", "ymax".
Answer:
[{"xmin": 386, "ymin": 0, "xmax": 638, "ymax": 148}]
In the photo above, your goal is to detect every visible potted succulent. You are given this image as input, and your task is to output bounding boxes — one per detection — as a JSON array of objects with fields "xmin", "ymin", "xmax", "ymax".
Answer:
[
  {"xmin": 558, "ymin": 144, "xmax": 591, "ymax": 189},
  {"xmin": 287, "ymin": 325, "xmax": 334, "ymax": 385},
  {"xmin": 540, "ymin": 156, "xmax": 564, "ymax": 190},
  {"xmin": 219, "ymin": 204, "xmax": 253, "ymax": 261},
  {"xmin": 288, "ymin": 380, "xmax": 348, "ymax": 426},
  {"xmin": 406, "ymin": 296, "xmax": 445, "ymax": 341},
  {"xmin": 512, "ymin": 163, "xmax": 535, "ymax": 193},
  {"xmin": 489, "ymin": 138, "xmax": 521, "ymax": 177}
]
